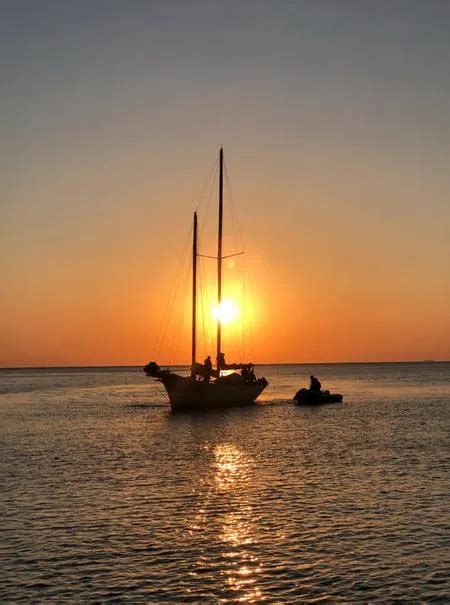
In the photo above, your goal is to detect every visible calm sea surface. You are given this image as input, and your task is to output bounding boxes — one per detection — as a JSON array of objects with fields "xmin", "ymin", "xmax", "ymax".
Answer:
[{"xmin": 1, "ymin": 363, "xmax": 449, "ymax": 603}]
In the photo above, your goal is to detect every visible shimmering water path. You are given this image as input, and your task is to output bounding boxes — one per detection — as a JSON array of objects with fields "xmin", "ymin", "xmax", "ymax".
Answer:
[{"xmin": 1, "ymin": 363, "xmax": 449, "ymax": 602}]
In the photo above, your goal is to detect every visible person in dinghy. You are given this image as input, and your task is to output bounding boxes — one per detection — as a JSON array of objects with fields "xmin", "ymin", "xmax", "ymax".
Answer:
[{"xmin": 293, "ymin": 375, "xmax": 343, "ymax": 405}]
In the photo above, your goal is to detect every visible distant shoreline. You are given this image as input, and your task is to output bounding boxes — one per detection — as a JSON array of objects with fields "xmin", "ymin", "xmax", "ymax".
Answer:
[{"xmin": 1, "ymin": 360, "xmax": 448, "ymax": 371}]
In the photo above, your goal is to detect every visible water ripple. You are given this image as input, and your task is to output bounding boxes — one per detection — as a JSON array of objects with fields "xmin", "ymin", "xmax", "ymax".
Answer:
[{"xmin": 1, "ymin": 365, "xmax": 449, "ymax": 602}]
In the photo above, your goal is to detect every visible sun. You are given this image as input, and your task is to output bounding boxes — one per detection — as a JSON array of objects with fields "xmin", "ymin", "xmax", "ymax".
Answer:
[{"xmin": 213, "ymin": 299, "xmax": 239, "ymax": 325}]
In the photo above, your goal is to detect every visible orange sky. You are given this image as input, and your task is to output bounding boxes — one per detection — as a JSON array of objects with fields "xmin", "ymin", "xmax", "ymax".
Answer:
[{"xmin": 2, "ymin": 3, "xmax": 450, "ymax": 366}]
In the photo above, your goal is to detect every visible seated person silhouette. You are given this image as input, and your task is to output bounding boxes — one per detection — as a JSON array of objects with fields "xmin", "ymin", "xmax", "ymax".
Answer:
[
  {"xmin": 309, "ymin": 375, "xmax": 322, "ymax": 393},
  {"xmin": 242, "ymin": 364, "xmax": 256, "ymax": 383}
]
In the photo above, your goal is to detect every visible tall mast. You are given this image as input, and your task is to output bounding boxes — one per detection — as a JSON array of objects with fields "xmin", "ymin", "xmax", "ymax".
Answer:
[
  {"xmin": 191, "ymin": 212, "xmax": 198, "ymax": 376},
  {"xmin": 216, "ymin": 147, "xmax": 223, "ymax": 370}
]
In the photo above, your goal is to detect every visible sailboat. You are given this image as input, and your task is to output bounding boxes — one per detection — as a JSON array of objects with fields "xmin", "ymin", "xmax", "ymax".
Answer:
[{"xmin": 144, "ymin": 148, "xmax": 268, "ymax": 412}]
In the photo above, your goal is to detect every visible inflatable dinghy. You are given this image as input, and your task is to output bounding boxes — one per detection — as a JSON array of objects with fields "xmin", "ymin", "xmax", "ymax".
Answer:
[{"xmin": 294, "ymin": 388, "xmax": 343, "ymax": 405}]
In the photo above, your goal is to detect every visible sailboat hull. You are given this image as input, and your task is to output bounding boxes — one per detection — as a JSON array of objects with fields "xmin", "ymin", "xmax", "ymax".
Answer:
[{"xmin": 160, "ymin": 374, "xmax": 267, "ymax": 412}]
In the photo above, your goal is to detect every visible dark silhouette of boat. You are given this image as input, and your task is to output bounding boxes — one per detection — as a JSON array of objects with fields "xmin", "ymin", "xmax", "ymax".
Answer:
[
  {"xmin": 294, "ymin": 388, "xmax": 343, "ymax": 406},
  {"xmin": 144, "ymin": 149, "xmax": 268, "ymax": 412},
  {"xmin": 145, "ymin": 367, "xmax": 267, "ymax": 412}
]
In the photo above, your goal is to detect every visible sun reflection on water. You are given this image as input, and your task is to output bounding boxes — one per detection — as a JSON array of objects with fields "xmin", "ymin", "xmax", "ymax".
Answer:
[
  {"xmin": 214, "ymin": 443, "xmax": 264, "ymax": 602},
  {"xmin": 189, "ymin": 442, "xmax": 264, "ymax": 602},
  {"xmin": 213, "ymin": 442, "xmax": 252, "ymax": 492}
]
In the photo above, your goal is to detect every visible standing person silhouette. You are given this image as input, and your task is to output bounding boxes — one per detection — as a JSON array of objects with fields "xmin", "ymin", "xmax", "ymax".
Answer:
[
  {"xmin": 204, "ymin": 356, "xmax": 212, "ymax": 383},
  {"xmin": 217, "ymin": 352, "xmax": 226, "ymax": 370}
]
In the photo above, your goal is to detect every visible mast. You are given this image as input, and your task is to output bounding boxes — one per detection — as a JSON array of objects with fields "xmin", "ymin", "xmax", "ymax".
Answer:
[
  {"xmin": 191, "ymin": 212, "xmax": 198, "ymax": 376},
  {"xmin": 216, "ymin": 148, "xmax": 223, "ymax": 370}
]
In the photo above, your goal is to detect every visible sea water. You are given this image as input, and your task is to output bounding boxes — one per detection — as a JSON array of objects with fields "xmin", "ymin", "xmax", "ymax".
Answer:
[{"xmin": 1, "ymin": 363, "xmax": 449, "ymax": 602}]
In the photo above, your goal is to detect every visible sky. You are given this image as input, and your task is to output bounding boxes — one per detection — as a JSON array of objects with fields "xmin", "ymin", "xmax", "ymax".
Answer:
[{"xmin": 1, "ymin": 0, "xmax": 450, "ymax": 366}]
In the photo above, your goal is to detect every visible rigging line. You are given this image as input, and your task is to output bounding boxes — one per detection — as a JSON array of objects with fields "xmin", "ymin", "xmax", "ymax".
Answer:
[
  {"xmin": 167, "ymin": 253, "xmax": 187, "ymax": 364},
  {"xmin": 198, "ymin": 256, "xmax": 204, "ymax": 359},
  {"xmin": 224, "ymin": 158, "xmax": 244, "ymax": 253},
  {"xmin": 154, "ymin": 155, "xmax": 219, "ymax": 366},
  {"xmin": 223, "ymin": 251, "xmax": 244, "ymax": 259},
  {"xmin": 156, "ymin": 224, "xmax": 192, "ymax": 360},
  {"xmin": 242, "ymin": 252, "xmax": 251, "ymax": 362},
  {"xmin": 169, "ymin": 253, "xmax": 190, "ymax": 365},
  {"xmin": 194, "ymin": 154, "xmax": 219, "ymax": 213},
  {"xmin": 198, "ymin": 251, "xmax": 244, "ymax": 260},
  {"xmin": 202, "ymin": 252, "xmax": 215, "ymax": 356},
  {"xmin": 223, "ymin": 157, "xmax": 246, "ymax": 361},
  {"xmin": 202, "ymin": 271, "xmax": 210, "ymax": 359},
  {"xmin": 155, "ymin": 229, "xmax": 190, "ymax": 360},
  {"xmin": 199, "ymin": 255, "xmax": 208, "ymax": 360},
  {"xmin": 197, "ymin": 160, "xmax": 219, "ymax": 235},
  {"xmin": 175, "ymin": 281, "xmax": 187, "ymax": 367},
  {"xmin": 196, "ymin": 247, "xmax": 203, "ymax": 358},
  {"xmin": 242, "ymin": 284, "xmax": 245, "ymax": 361},
  {"xmin": 198, "ymin": 175, "xmax": 217, "ymax": 250},
  {"xmin": 179, "ymin": 256, "xmax": 191, "ymax": 364},
  {"xmin": 198, "ymin": 161, "xmax": 218, "ymax": 242},
  {"xmin": 240, "ymin": 256, "xmax": 245, "ymax": 362},
  {"xmin": 198, "ymin": 246, "xmax": 214, "ymax": 361}
]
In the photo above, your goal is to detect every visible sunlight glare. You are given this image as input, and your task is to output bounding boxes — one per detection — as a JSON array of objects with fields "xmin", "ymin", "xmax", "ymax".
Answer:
[{"xmin": 213, "ymin": 299, "xmax": 239, "ymax": 325}]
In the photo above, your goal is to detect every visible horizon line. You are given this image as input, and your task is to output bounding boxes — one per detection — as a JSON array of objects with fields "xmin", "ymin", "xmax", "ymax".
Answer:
[{"xmin": 1, "ymin": 359, "xmax": 448, "ymax": 371}]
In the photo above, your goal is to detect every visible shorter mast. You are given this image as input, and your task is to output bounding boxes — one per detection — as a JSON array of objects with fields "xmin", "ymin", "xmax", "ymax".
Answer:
[{"xmin": 191, "ymin": 212, "xmax": 198, "ymax": 376}]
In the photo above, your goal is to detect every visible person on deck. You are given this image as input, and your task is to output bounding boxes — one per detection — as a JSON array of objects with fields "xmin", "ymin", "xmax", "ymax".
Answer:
[
  {"xmin": 310, "ymin": 375, "xmax": 322, "ymax": 393},
  {"xmin": 204, "ymin": 356, "xmax": 212, "ymax": 383},
  {"xmin": 217, "ymin": 352, "xmax": 226, "ymax": 370},
  {"xmin": 242, "ymin": 364, "xmax": 256, "ymax": 383}
]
